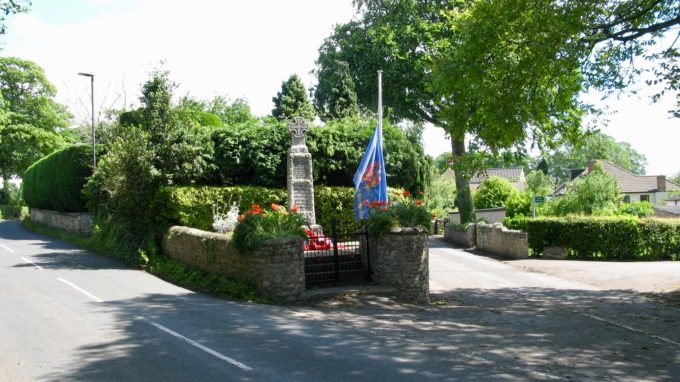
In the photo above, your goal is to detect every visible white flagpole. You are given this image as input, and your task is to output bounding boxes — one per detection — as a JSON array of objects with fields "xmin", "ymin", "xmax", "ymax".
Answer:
[{"xmin": 377, "ymin": 70, "xmax": 383, "ymax": 146}]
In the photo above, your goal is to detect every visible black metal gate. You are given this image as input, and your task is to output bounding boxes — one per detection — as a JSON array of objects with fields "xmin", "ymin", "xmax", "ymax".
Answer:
[{"xmin": 304, "ymin": 219, "xmax": 371, "ymax": 288}]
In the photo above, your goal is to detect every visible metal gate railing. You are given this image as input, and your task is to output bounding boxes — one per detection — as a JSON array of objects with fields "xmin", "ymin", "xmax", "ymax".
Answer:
[{"xmin": 304, "ymin": 219, "xmax": 371, "ymax": 288}]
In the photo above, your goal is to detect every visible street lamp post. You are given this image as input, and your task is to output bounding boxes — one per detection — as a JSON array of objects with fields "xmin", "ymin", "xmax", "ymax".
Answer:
[{"xmin": 78, "ymin": 72, "xmax": 96, "ymax": 170}]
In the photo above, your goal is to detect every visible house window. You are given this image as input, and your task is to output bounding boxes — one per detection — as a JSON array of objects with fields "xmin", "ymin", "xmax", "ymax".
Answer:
[
  {"xmin": 640, "ymin": 195, "xmax": 650, "ymax": 202},
  {"xmin": 623, "ymin": 195, "xmax": 630, "ymax": 203}
]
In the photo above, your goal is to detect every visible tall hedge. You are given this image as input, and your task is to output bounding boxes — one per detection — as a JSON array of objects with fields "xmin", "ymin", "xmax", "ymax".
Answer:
[
  {"xmin": 154, "ymin": 185, "xmax": 405, "ymax": 232},
  {"xmin": 527, "ymin": 216, "xmax": 680, "ymax": 260},
  {"xmin": 23, "ymin": 145, "xmax": 102, "ymax": 212}
]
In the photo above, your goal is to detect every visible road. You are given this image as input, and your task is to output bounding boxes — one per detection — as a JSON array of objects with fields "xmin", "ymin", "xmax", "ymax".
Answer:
[{"xmin": 1, "ymin": 220, "xmax": 680, "ymax": 381}]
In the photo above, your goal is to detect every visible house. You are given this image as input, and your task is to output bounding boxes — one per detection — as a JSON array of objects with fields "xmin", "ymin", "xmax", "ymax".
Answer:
[
  {"xmin": 468, "ymin": 167, "xmax": 526, "ymax": 191},
  {"xmin": 666, "ymin": 194, "xmax": 680, "ymax": 206},
  {"xmin": 552, "ymin": 159, "xmax": 680, "ymax": 206}
]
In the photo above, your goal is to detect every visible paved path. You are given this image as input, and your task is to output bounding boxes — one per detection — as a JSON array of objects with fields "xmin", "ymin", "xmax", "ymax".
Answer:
[{"xmin": 2, "ymin": 220, "xmax": 680, "ymax": 381}]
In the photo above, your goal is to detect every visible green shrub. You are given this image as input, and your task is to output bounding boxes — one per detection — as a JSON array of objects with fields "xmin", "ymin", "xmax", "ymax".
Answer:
[
  {"xmin": 473, "ymin": 176, "xmax": 520, "ymax": 209},
  {"xmin": 526, "ymin": 216, "xmax": 680, "ymax": 260},
  {"xmin": 365, "ymin": 196, "xmax": 431, "ymax": 237},
  {"xmin": 503, "ymin": 215, "xmax": 529, "ymax": 231},
  {"xmin": 0, "ymin": 183, "xmax": 24, "ymax": 206},
  {"xmin": 155, "ymin": 185, "xmax": 405, "ymax": 233},
  {"xmin": 617, "ymin": 201, "xmax": 654, "ymax": 217},
  {"xmin": 23, "ymin": 144, "xmax": 103, "ymax": 212},
  {"xmin": 505, "ymin": 192, "xmax": 532, "ymax": 218}
]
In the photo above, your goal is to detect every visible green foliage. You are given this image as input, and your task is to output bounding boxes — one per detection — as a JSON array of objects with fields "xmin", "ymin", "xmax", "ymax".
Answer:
[
  {"xmin": 526, "ymin": 170, "xmax": 554, "ymax": 196},
  {"xmin": 231, "ymin": 203, "xmax": 307, "ymax": 253},
  {"xmin": 526, "ymin": 216, "xmax": 680, "ymax": 260},
  {"xmin": 0, "ymin": 1, "xmax": 29, "ymax": 35},
  {"xmin": 473, "ymin": 176, "xmax": 520, "ymax": 210},
  {"xmin": 425, "ymin": 177, "xmax": 456, "ymax": 218},
  {"xmin": 671, "ymin": 172, "xmax": 680, "ymax": 185},
  {"xmin": 271, "ymin": 74, "xmax": 315, "ymax": 122},
  {"xmin": 0, "ymin": 124, "xmax": 66, "ymax": 179},
  {"xmin": 505, "ymin": 192, "xmax": 532, "ymax": 218},
  {"xmin": 365, "ymin": 195, "xmax": 432, "ymax": 237},
  {"xmin": 545, "ymin": 164, "xmax": 622, "ymax": 216},
  {"xmin": 0, "ymin": 204, "xmax": 28, "ymax": 220},
  {"xmin": 312, "ymin": 58, "xmax": 360, "ymax": 121},
  {"xmin": 541, "ymin": 131, "xmax": 648, "ymax": 182},
  {"xmin": 617, "ymin": 201, "xmax": 654, "ymax": 218},
  {"xmin": 503, "ymin": 215, "xmax": 529, "ymax": 232},
  {"xmin": 0, "ymin": 182, "xmax": 23, "ymax": 205},
  {"xmin": 23, "ymin": 144, "xmax": 102, "ymax": 212},
  {"xmin": 208, "ymin": 96, "xmax": 257, "ymax": 126}
]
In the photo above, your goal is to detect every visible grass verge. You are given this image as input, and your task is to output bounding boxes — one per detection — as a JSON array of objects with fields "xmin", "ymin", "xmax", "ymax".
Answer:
[{"xmin": 22, "ymin": 218, "xmax": 265, "ymax": 303}]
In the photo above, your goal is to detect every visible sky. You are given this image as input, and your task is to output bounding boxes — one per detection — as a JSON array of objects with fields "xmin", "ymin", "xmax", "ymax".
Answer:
[{"xmin": 2, "ymin": 0, "xmax": 678, "ymax": 177}]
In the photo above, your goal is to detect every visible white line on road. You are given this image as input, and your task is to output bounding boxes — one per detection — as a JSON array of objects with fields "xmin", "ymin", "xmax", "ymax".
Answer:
[
  {"xmin": 57, "ymin": 277, "xmax": 104, "ymax": 303},
  {"xmin": 580, "ymin": 312, "xmax": 680, "ymax": 348},
  {"xmin": 136, "ymin": 316, "xmax": 253, "ymax": 371},
  {"xmin": 21, "ymin": 256, "xmax": 43, "ymax": 270},
  {"xmin": 0, "ymin": 243, "xmax": 15, "ymax": 253}
]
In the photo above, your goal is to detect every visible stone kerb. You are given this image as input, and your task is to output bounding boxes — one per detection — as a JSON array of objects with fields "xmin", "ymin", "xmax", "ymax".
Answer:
[
  {"xmin": 161, "ymin": 226, "xmax": 305, "ymax": 302},
  {"xmin": 370, "ymin": 228, "xmax": 429, "ymax": 303},
  {"xmin": 30, "ymin": 208, "xmax": 94, "ymax": 236},
  {"xmin": 476, "ymin": 223, "xmax": 528, "ymax": 259},
  {"xmin": 444, "ymin": 223, "xmax": 476, "ymax": 248}
]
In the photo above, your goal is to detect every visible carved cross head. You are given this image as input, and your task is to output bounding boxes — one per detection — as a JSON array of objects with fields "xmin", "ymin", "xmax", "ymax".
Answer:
[{"xmin": 288, "ymin": 117, "xmax": 309, "ymax": 138}]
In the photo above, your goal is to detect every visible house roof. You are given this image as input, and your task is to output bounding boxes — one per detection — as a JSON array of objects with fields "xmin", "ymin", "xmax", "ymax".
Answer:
[
  {"xmin": 654, "ymin": 206, "xmax": 680, "ymax": 216},
  {"xmin": 553, "ymin": 160, "xmax": 680, "ymax": 195},
  {"xmin": 470, "ymin": 167, "xmax": 525, "ymax": 184},
  {"xmin": 668, "ymin": 194, "xmax": 680, "ymax": 201}
]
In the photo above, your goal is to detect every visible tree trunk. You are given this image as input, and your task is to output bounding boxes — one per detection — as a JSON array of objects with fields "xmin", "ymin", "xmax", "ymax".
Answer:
[{"xmin": 451, "ymin": 138, "xmax": 475, "ymax": 224}]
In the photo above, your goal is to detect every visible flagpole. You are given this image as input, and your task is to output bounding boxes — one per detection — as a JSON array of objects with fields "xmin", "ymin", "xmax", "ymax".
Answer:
[{"xmin": 377, "ymin": 70, "xmax": 383, "ymax": 145}]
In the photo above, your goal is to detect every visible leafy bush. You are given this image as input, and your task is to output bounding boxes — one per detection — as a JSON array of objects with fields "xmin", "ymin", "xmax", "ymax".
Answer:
[
  {"xmin": 155, "ymin": 185, "xmax": 406, "ymax": 233},
  {"xmin": 526, "ymin": 216, "xmax": 680, "ymax": 260},
  {"xmin": 365, "ymin": 193, "xmax": 431, "ymax": 237},
  {"xmin": 544, "ymin": 164, "xmax": 621, "ymax": 216},
  {"xmin": 232, "ymin": 203, "xmax": 307, "ymax": 252},
  {"xmin": 0, "ymin": 183, "xmax": 24, "ymax": 206},
  {"xmin": 473, "ymin": 176, "xmax": 519, "ymax": 209},
  {"xmin": 425, "ymin": 177, "xmax": 456, "ymax": 218},
  {"xmin": 617, "ymin": 201, "xmax": 654, "ymax": 217},
  {"xmin": 503, "ymin": 215, "xmax": 529, "ymax": 231},
  {"xmin": 525, "ymin": 170, "xmax": 554, "ymax": 196},
  {"xmin": 23, "ymin": 144, "xmax": 103, "ymax": 212},
  {"xmin": 505, "ymin": 192, "xmax": 532, "ymax": 218},
  {"xmin": 0, "ymin": 205, "xmax": 28, "ymax": 220}
]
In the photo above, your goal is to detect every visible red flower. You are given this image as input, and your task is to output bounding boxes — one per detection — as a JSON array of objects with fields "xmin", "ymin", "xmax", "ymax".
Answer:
[
  {"xmin": 251, "ymin": 204, "xmax": 263, "ymax": 214},
  {"xmin": 403, "ymin": 190, "xmax": 411, "ymax": 197},
  {"xmin": 363, "ymin": 200, "xmax": 370, "ymax": 206},
  {"xmin": 291, "ymin": 204, "xmax": 299, "ymax": 213},
  {"xmin": 416, "ymin": 199, "xmax": 424, "ymax": 206},
  {"xmin": 238, "ymin": 214, "xmax": 245, "ymax": 222},
  {"xmin": 271, "ymin": 203, "xmax": 280, "ymax": 211}
]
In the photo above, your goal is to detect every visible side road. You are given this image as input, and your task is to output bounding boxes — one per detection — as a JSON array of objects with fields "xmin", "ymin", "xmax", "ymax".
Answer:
[{"xmin": 2, "ymin": 220, "xmax": 680, "ymax": 381}]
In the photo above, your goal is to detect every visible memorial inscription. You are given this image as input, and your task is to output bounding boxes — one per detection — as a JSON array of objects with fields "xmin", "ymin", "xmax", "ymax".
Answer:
[{"xmin": 287, "ymin": 117, "xmax": 317, "ymax": 225}]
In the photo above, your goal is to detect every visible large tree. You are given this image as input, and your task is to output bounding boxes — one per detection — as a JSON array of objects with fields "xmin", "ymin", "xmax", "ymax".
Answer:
[
  {"xmin": 271, "ymin": 74, "xmax": 316, "ymax": 122},
  {"xmin": 542, "ymin": 131, "xmax": 648, "ymax": 182},
  {"xmin": 312, "ymin": 58, "xmax": 360, "ymax": 121},
  {"xmin": 0, "ymin": 57, "xmax": 69, "ymax": 182},
  {"xmin": 316, "ymin": 0, "xmax": 679, "ymax": 223}
]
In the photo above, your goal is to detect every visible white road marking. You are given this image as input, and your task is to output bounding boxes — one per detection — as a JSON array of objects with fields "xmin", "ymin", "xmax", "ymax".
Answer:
[
  {"xmin": 21, "ymin": 256, "xmax": 43, "ymax": 270},
  {"xmin": 136, "ymin": 316, "xmax": 253, "ymax": 371},
  {"xmin": 0, "ymin": 243, "xmax": 15, "ymax": 253},
  {"xmin": 57, "ymin": 277, "xmax": 104, "ymax": 303},
  {"xmin": 580, "ymin": 312, "xmax": 680, "ymax": 347}
]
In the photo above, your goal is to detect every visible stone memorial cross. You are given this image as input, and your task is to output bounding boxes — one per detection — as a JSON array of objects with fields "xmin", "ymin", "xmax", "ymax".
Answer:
[{"xmin": 287, "ymin": 117, "xmax": 317, "ymax": 225}]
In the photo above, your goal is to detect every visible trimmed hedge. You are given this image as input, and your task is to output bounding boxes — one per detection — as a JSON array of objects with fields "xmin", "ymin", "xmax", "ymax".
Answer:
[
  {"xmin": 23, "ymin": 145, "xmax": 103, "ymax": 212},
  {"xmin": 526, "ymin": 216, "xmax": 680, "ymax": 260},
  {"xmin": 154, "ymin": 185, "xmax": 405, "ymax": 232}
]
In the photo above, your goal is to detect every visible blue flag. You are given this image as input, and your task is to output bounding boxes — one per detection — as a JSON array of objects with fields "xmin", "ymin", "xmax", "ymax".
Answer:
[{"xmin": 354, "ymin": 124, "xmax": 388, "ymax": 220}]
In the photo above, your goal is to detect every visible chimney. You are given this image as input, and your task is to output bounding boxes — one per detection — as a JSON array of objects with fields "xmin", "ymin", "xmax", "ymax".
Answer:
[{"xmin": 657, "ymin": 175, "xmax": 666, "ymax": 192}]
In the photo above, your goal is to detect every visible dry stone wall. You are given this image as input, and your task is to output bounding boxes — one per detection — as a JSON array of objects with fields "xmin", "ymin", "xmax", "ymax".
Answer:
[
  {"xmin": 370, "ymin": 228, "xmax": 429, "ymax": 303},
  {"xmin": 476, "ymin": 223, "xmax": 528, "ymax": 259},
  {"xmin": 444, "ymin": 223, "xmax": 476, "ymax": 248},
  {"xmin": 30, "ymin": 208, "xmax": 94, "ymax": 236},
  {"xmin": 161, "ymin": 226, "xmax": 305, "ymax": 302}
]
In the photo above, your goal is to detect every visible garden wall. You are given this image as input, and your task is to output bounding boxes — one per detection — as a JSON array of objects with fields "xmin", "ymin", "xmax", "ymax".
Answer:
[
  {"xmin": 30, "ymin": 208, "xmax": 94, "ymax": 236},
  {"xmin": 476, "ymin": 223, "xmax": 528, "ymax": 259},
  {"xmin": 370, "ymin": 228, "xmax": 429, "ymax": 303},
  {"xmin": 448, "ymin": 207, "xmax": 506, "ymax": 224},
  {"xmin": 161, "ymin": 226, "xmax": 305, "ymax": 302},
  {"xmin": 444, "ymin": 223, "xmax": 476, "ymax": 248}
]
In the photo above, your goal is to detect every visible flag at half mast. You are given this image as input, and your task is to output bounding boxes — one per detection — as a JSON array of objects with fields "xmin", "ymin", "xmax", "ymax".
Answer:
[{"xmin": 354, "ymin": 71, "xmax": 388, "ymax": 220}]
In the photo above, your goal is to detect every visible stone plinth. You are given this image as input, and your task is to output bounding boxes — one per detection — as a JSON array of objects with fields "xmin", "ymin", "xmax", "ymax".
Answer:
[
  {"xmin": 287, "ymin": 117, "xmax": 316, "ymax": 225},
  {"xmin": 370, "ymin": 228, "xmax": 429, "ymax": 303}
]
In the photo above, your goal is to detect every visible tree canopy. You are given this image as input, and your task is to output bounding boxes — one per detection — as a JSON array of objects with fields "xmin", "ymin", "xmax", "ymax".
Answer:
[{"xmin": 271, "ymin": 74, "xmax": 316, "ymax": 122}]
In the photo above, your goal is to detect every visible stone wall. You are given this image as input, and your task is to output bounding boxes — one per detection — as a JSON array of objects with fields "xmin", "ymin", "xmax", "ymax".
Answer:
[
  {"xmin": 444, "ymin": 223, "xmax": 476, "ymax": 248},
  {"xmin": 476, "ymin": 223, "xmax": 528, "ymax": 259},
  {"xmin": 448, "ymin": 207, "xmax": 506, "ymax": 224},
  {"xmin": 161, "ymin": 226, "xmax": 305, "ymax": 302},
  {"xmin": 370, "ymin": 228, "xmax": 429, "ymax": 303},
  {"xmin": 30, "ymin": 208, "xmax": 94, "ymax": 236}
]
